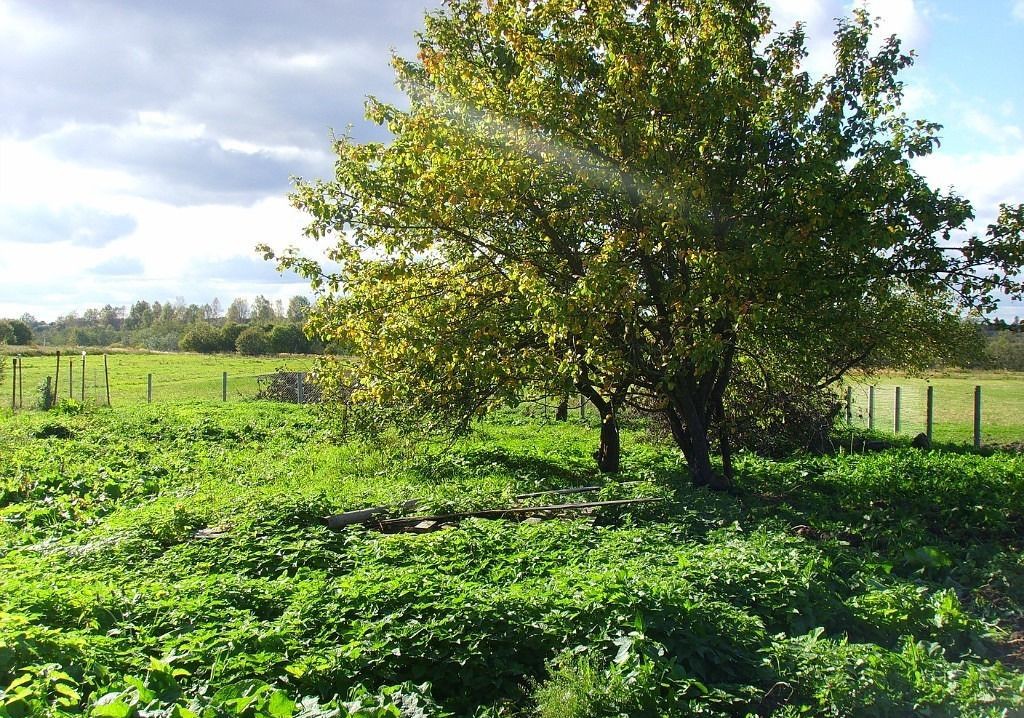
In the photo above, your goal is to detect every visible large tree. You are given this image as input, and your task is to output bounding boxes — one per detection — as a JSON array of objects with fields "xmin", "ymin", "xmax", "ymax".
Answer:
[{"xmin": 272, "ymin": 0, "xmax": 1023, "ymax": 487}]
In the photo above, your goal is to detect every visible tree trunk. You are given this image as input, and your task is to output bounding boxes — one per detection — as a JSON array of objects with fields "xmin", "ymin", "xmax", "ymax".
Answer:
[
  {"xmin": 667, "ymin": 397, "xmax": 730, "ymax": 490},
  {"xmin": 578, "ymin": 383, "xmax": 621, "ymax": 473},
  {"xmin": 555, "ymin": 396, "xmax": 569, "ymax": 421},
  {"xmin": 595, "ymin": 409, "xmax": 621, "ymax": 473}
]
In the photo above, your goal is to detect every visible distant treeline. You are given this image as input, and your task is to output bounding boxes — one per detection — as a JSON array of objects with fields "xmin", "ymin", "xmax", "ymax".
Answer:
[
  {"xmin": 3, "ymin": 295, "xmax": 330, "ymax": 355},
  {"xmin": 981, "ymin": 318, "xmax": 1024, "ymax": 371}
]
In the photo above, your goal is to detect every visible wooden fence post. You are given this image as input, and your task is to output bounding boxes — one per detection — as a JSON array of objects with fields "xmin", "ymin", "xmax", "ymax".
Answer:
[
  {"xmin": 868, "ymin": 385, "xmax": 875, "ymax": 430},
  {"xmin": 103, "ymin": 354, "xmax": 111, "ymax": 407},
  {"xmin": 894, "ymin": 387, "xmax": 901, "ymax": 434},
  {"xmin": 44, "ymin": 376, "xmax": 52, "ymax": 410},
  {"xmin": 845, "ymin": 387, "xmax": 852, "ymax": 424},
  {"xmin": 974, "ymin": 385, "xmax": 982, "ymax": 449},
  {"xmin": 926, "ymin": 386, "xmax": 934, "ymax": 441}
]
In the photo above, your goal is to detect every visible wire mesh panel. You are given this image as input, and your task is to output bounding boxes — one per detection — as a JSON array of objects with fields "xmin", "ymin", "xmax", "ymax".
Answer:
[{"xmin": 254, "ymin": 372, "xmax": 321, "ymax": 403}]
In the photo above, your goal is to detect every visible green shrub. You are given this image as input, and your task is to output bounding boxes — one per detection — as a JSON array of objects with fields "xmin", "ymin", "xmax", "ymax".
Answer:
[
  {"xmin": 34, "ymin": 378, "xmax": 54, "ymax": 410},
  {"xmin": 219, "ymin": 322, "xmax": 246, "ymax": 351},
  {"xmin": 235, "ymin": 326, "xmax": 270, "ymax": 356},
  {"xmin": 269, "ymin": 324, "xmax": 309, "ymax": 354},
  {"xmin": 178, "ymin": 323, "xmax": 222, "ymax": 353}
]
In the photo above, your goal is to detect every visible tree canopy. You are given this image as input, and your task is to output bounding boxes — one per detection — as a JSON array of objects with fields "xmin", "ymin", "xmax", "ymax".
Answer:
[{"xmin": 271, "ymin": 0, "xmax": 1024, "ymax": 486}]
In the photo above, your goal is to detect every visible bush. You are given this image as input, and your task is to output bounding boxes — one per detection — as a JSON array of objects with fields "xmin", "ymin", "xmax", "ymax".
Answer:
[
  {"xmin": 35, "ymin": 378, "xmax": 55, "ymax": 410},
  {"xmin": 219, "ymin": 322, "xmax": 246, "ymax": 351},
  {"xmin": 268, "ymin": 324, "xmax": 309, "ymax": 354},
  {"xmin": 235, "ymin": 326, "xmax": 270, "ymax": 355},
  {"xmin": 179, "ymin": 323, "xmax": 222, "ymax": 353}
]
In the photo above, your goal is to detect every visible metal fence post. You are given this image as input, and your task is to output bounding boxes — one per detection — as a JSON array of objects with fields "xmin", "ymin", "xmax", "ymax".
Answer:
[
  {"xmin": 845, "ymin": 387, "xmax": 852, "ymax": 424},
  {"xmin": 297, "ymin": 373, "xmax": 305, "ymax": 404},
  {"xmin": 147, "ymin": 373, "xmax": 153, "ymax": 403},
  {"xmin": 222, "ymin": 372, "xmax": 228, "ymax": 402},
  {"xmin": 974, "ymin": 385, "xmax": 982, "ymax": 449}
]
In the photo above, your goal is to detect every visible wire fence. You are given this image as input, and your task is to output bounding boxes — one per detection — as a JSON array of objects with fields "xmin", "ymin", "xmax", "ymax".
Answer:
[
  {"xmin": 1, "ymin": 354, "xmax": 315, "ymax": 408},
  {"xmin": 4, "ymin": 355, "xmax": 1021, "ymax": 447},
  {"xmin": 843, "ymin": 381, "xmax": 1023, "ymax": 447}
]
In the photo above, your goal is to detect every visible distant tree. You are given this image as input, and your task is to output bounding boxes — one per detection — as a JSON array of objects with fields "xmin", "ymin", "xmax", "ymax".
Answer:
[
  {"xmin": 208, "ymin": 297, "xmax": 223, "ymax": 320},
  {"xmin": 236, "ymin": 326, "xmax": 270, "ymax": 355},
  {"xmin": 0, "ymin": 319, "xmax": 33, "ymax": 345},
  {"xmin": 100, "ymin": 304, "xmax": 126, "ymax": 330},
  {"xmin": 179, "ymin": 323, "xmax": 223, "ymax": 353},
  {"xmin": 286, "ymin": 296, "xmax": 311, "ymax": 324},
  {"xmin": 987, "ymin": 331, "xmax": 1024, "ymax": 371},
  {"xmin": 159, "ymin": 302, "xmax": 176, "ymax": 324},
  {"xmin": 82, "ymin": 307, "xmax": 101, "ymax": 325},
  {"xmin": 225, "ymin": 298, "xmax": 250, "ymax": 323},
  {"xmin": 251, "ymin": 295, "xmax": 275, "ymax": 323},
  {"xmin": 269, "ymin": 323, "xmax": 310, "ymax": 354},
  {"xmin": 125, "ymin": 300, "xmax": 154, "ymax": 329}
]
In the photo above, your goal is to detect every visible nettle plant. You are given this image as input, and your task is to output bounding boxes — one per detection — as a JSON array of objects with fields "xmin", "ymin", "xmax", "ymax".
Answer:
[{"xmin": 268, "ymin": 0, "xmax": 1024, "ymax": 486}]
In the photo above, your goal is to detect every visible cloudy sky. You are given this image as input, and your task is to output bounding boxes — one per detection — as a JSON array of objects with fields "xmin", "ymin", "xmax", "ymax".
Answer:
[{"xmin": 1, "ymin": 0, "xmax": 1022, "ymax": 321}]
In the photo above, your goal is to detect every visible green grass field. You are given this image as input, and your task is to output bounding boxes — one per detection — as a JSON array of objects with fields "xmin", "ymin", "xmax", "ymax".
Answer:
[
  {"xmin": 6, "ymin": 353, "xmax": 1019, "ymax": 447},
  {"xmin": 0, "ymin": 402, "xmax": 1022, "ymax": 716},
  {"xmin": 845, "ymin": 370, "xmax": 1024, "ymax": 445},
  {"xmin": 1, "ymin": 350, "xmax": 314, "ymax": 407}
]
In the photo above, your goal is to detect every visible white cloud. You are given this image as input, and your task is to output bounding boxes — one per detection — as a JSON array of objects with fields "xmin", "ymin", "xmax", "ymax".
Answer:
[
  {"xmin": 1014, "ymin": 0, "xmax": 1024, "ymax": 22},
  {"xmin": 765, "ymin": 0, "xmax": 930, "ymax": 75},
  {"xmin": 962, "ymin": 109, "xmax": 1024, "ymax": 145},
  {"xmin": 916, "ymin": 148, "xmax": 1024, "ymax": 226},
  {"xmin": 854, "ymin": 0, "xmax": 928, "ymax": 52}
]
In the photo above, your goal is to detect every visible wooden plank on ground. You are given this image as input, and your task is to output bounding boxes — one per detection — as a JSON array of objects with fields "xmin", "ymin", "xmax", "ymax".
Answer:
[{"xmin": 373, "ymin": 497, "xmax": 663, "ymax": 531}]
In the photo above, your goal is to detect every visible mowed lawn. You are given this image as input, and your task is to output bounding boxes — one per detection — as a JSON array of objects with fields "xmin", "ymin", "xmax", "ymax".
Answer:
[{"xmin": 2, "ymin": 350, "xmax": 315, "ymax": 406}]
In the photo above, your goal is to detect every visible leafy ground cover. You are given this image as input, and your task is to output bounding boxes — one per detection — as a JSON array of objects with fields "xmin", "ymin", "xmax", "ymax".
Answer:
[{"xmin": 0, "ymin": 402, "xmax": 1022, "ymax": 716}]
